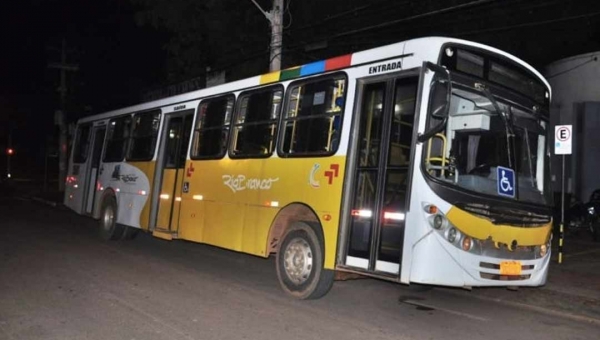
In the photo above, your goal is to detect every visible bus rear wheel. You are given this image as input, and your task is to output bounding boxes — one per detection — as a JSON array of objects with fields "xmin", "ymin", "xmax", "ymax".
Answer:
[
  {"xmin": 99, "ymin": 196, "xmax": 124, "ymax": 241},
  {"xmin": 276, "ymin": 221, "xmax": 334, "ymax": 299}
]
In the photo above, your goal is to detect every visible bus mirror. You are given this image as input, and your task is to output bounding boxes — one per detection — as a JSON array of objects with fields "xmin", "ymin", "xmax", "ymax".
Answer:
[
  {"xmin": 426, "ymin": 62, "xmax": 451, "ymax": 119},
  {"xmin": 418, "ymin": 62, "xmax": 451, "ymax": 143}
]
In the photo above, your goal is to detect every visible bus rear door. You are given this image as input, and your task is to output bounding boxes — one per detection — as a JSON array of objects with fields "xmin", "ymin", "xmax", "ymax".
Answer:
[
  {"xmin": 83, "ymin": 124, "xmax": 107, "ymax": 215},
  {"xmin": 153, "ymin": 110, "xmax": 194, "ymax": 236}
]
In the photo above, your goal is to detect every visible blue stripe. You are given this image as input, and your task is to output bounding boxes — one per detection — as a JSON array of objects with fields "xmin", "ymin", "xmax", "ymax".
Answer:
[{"xmin": 300, "ymin": 61, "xmax": 326, "ymax": 76}]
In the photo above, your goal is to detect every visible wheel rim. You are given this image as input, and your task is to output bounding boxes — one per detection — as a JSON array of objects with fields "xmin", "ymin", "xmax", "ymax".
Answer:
[
  {"xmin": 283, "ymin": 237, "xmax": 313, "ymax": 284},
  {"xmin": 101, "ymin": 204, "xmax": 115, "ymax": 233}
]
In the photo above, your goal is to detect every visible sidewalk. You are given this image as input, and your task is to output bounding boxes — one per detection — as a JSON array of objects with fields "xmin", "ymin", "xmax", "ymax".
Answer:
[{"xmin": 18, "ymin": 186, "xmax": 600, "ymax": 324}]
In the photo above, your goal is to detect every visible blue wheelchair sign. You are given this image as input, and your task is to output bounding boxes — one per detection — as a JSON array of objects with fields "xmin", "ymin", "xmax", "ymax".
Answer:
[{"xmin": 497, "ymin": 166, "xmax": 515, "ymax": 198}]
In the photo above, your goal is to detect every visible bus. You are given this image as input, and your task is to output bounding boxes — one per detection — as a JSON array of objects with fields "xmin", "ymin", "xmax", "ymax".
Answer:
[{"xmin": 64, "ymin": 37, "xmax": 553, "ymax": 299}]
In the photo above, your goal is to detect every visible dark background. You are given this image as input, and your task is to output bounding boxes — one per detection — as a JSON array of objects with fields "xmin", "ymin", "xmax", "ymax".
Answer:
[{"xmin": 1, "ymin": 0, "xmax": 599, "ymax": 180}]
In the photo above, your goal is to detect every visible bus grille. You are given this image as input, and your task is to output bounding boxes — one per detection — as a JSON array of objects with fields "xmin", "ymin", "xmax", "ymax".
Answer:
[{"xmin": 479, "ymin": 262, "xmax": 533, "ymax": 281}]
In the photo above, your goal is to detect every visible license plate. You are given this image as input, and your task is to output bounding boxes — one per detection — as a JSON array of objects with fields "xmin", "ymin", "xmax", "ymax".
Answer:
[{"xmin": 500, "ymin": 261, "xmax": 522, "ymax": 275}]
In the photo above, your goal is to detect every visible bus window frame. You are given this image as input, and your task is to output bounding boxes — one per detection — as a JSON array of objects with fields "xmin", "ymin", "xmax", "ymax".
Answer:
[
  {"xmin": 72, "ymin": 123, "xmax": 92, "ymax": 164},
  {"xmin": 420, "ymin": 56, "xmax": 553, "ymax": 213},
  {"xmin": 277, "ymin": 72, "xmax": 348, "ymax": 158},
  {"xmin": 103, "ymin": 114, "xmax": 133, "ymax": 163},
  {"xmin": 126, "ymin": 109, "xmax": 162, "ymax": 162},
  {"xmin": 229, "ymin": 84, "xmax": 284, "ymax": 159},
  {"xmin": 438, "ymin": 43, "xmax": 550, "ymax": 112},
  {"xmin": 190, "ymin": 93, "xmax": 236, "ymax": 161}
]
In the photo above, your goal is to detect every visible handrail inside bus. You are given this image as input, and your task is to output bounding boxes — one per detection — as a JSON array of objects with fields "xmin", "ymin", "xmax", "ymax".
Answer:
[{"xmin": 425, "ymin": 133, "xmax": 448, "ymax": 178}]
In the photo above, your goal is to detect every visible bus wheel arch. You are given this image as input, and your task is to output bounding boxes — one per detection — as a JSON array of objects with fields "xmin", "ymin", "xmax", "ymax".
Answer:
[
  {"xmin": 98, "ymin": 190, "xmax": 124, "ymax": 241},
  {"xmin": 267, "ymin": 203, "xmax": 321, "ymax": 254},
  {"xmin": 269, "ymin": 203, "xmax": 334, "ymax": 299}
]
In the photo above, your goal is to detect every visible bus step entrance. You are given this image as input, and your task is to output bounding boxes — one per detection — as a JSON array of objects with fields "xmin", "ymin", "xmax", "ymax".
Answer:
[{"xmin": 152, "ymin": 229, "xmax": 176, "ymax": 241}]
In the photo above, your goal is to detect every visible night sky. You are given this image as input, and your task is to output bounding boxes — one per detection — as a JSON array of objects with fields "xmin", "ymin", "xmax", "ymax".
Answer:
[{"xmin": 2, "ymin": 0, "xmax": 600, "ymax": 180}]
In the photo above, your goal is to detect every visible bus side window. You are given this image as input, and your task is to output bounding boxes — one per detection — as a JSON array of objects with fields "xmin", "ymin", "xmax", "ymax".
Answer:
[
  {"xmin": 73, "ymin": 124, "xmax": 92, "ymax": 164},
  {"xmin": 127, "ymin": 110, "xmax": 161, "ymax": 161},
  {"xmin": 191, "ymin": 95, "xmax": 235, "ymax": 159},
  {"xmin": 280, "ymin": 75, "xmax": 346, "ymax": 156},
  {"xmin": 104, "ymin": 116, "xmax": 132, "ymax": 162},
  {"xmin": 231, "ymin": 86, "xmax": 282, "ymax": 158}
]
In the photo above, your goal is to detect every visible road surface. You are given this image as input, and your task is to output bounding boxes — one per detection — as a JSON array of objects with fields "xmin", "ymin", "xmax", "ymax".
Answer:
[{"xmin": 1, "ymin": 196, "xmax": 598, "ymax": 340}]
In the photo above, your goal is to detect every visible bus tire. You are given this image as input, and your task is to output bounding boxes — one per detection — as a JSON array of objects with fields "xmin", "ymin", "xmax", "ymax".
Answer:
[
  {"xmin": 276, "ymin": 221, "xmax": 334, "ymax": 299},
  {"xmin": 99, "ymin": 196, "xmax": 124, "ymax": 241}
]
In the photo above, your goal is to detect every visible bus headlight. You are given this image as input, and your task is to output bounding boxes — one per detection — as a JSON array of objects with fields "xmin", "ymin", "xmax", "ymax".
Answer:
[
  {"xmin": 539, "ymin": 244, "xmax": 548, "ymax": 257},
  {"xmin": 433, "ymin": 215, "xmax": 444, "ymax": 229},
  {"xmin": 462, "ymin": 237, "xmax": 473, "ymax": 251},
  {"xmin": 447, "ymin": 227, "xmax": 459, "ymax": 243}
]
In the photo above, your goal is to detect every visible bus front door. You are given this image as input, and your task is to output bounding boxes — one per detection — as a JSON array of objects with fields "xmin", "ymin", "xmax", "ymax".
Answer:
[
  {"xmin": 154, "ymin": 111, "xmax": 193, "ymax": 234},
  {"xmin": 84, "ymin": 125, "xmax": 107, "ymax": 215},
  {"xmin": 344, "ymin": 74, "xmax": 419, "ymax": 276}
]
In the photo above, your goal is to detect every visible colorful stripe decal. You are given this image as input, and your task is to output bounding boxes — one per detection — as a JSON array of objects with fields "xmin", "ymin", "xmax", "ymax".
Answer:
[
  {"xmin": 325, "ymin": 54, "xmax": 352, "ymax": 71},
  {"xmin": 260, "ymin": 71, "xmax": 281, "ymax": 84},
  {"xmin": 300, "ymin": 61, "xmax": 326, "ymax": 76},
  {"xmin": 259, "ymin": 54, "xmax": 353, "ymax": 85},
  {"xmin": 280, "ymin": 67, "xmax": 301, "ymax": 80}
]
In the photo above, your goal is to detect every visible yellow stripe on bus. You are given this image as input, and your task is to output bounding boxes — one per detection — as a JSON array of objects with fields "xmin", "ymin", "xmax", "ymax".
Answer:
[
  {"xmin": 259, "ymin": 71, "xmax": 281, "ymax": 84},
  {"xmin": 446, "ymin": 206, "xmax": 552, "ymax": 246}
]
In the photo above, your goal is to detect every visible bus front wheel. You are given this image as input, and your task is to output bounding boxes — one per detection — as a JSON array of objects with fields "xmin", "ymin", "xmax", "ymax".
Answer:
[
  {"xmin": 276, "ymin": 221, "xmax": 334, "ymax": 299},
  {"xmin": 99, "ymin": 196, "xmax": 124, "ymax": 241}
]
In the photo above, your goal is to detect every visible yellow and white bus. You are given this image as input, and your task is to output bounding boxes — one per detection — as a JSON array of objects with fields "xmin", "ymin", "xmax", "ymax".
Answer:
[{"xmin": 65, "ymin": 37, "xmax": 553, "ymax": 299}]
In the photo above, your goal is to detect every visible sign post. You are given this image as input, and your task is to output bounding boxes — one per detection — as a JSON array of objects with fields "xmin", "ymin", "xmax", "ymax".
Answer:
[{"xmin": 555, "ymin": 125, "xmax": 572, "ymax": 264}]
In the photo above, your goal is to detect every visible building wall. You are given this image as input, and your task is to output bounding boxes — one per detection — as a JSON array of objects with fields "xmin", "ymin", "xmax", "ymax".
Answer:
[{"xmin": 546, "ymin": 52, "xmax": 600, "ymax": 201}]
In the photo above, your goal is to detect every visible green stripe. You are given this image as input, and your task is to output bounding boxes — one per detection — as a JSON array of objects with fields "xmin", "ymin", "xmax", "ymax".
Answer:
[{"xmin": 280, "ymin": 68, "xmax": 301, "ymax": 81}]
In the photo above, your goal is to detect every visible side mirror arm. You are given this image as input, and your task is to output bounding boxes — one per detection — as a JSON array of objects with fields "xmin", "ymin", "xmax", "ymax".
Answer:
[{"xmin": 418, "ymin": 117, "xmax": 448, "ymax": 143}]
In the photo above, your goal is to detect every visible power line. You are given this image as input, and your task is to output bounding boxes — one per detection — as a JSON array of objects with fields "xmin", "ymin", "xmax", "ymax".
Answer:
[
  {"xmin": 325, "ymin": 0, "xmax": 498, "ymax": 40},
  {"xmin": 283, "ymin": 1, "xmax": 598, "ymax": 59},
  {"xmin": 455, "ymin": 10, "xmax": 600, "ymax": 36}
]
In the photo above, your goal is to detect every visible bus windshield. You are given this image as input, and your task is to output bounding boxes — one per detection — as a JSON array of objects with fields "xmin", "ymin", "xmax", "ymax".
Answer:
[{"xmin": 424, "ymin": 84, "xmax": 551, "ymax": 206}]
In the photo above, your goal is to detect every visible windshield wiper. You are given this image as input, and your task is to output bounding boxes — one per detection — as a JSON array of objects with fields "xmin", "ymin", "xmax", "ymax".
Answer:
[{"xmin": 475, "ymin": 83, "xmax": 516, "ymax": 169}]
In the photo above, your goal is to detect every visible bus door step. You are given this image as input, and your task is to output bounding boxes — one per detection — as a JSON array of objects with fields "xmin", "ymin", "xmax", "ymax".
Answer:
[{"xmin": 152, "ymin": 229, "xmax": 177, "ymax": 241}]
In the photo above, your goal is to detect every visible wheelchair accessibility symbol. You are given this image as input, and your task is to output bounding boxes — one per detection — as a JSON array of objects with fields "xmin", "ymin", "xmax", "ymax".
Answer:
[{"xmin": 497, "ymin": 166, "xmax": 515, "ymax": 198}]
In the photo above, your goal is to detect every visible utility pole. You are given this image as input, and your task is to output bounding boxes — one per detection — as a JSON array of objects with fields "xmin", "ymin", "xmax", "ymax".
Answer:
[
  {"xmin": 48, "ymin": 38, "xmax": 78, "ymax": 192},
  {"xmin": 250, "ymin": 0, "xmax": 284, "ymax": 72}
]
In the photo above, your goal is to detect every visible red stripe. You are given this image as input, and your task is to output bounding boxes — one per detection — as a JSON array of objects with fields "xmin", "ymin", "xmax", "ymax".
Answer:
[{"xmin": 325, "ymin": 54, "xmax": 352, "ymax": 71}]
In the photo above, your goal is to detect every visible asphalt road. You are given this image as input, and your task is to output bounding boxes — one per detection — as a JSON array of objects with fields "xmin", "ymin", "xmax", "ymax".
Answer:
[{"xmin": 1, "ymin": 196, "xmax": 599, "ymax": 340}]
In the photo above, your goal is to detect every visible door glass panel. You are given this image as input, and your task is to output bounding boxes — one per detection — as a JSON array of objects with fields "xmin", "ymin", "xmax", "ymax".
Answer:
[
  {"xmin": 91, "ymin": 128, "xmax": 105, "ymax": 168},
  {"xmin": 389, "ymin": 78, "xmax": 417, "ymax": 166},
  {"xmin": 377, "ymin": 77, "xmax": 418, "ymax": 266},
  {"xmin": 157, "ymin": 113, "xmax": 193, "ymax": 232},
  {"xmin": 347, "ymin": 82, "xmax": 386, "ymax": 260},
  {"xmin": 348, "ymin": 171, "xmax": 378, "ymax": 258},
  {"xmin": 164, "ymin": 118, "xmax": 183, "ymax": 169},
  {"xmin": 379, "ymin": 170, "xmax": 408, "ymax": 263},
  {"xmin": 86, "ymin": 127, "xmax": 106, "ymax": 214},
  {"xmin": 178, "ymin": 116, "xmax": 193, "ymax": 168}
]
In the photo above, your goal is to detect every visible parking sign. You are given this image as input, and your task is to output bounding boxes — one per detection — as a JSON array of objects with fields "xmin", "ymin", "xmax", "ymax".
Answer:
[{"xmin": 555, "ymin": 125, "xmax": 572, "ymax": 155}]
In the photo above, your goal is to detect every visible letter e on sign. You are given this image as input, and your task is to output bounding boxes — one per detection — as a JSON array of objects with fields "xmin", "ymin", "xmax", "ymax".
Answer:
[{"xmin": 554, "ymin": 125, "xmax": 572, "ymax": 155}]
